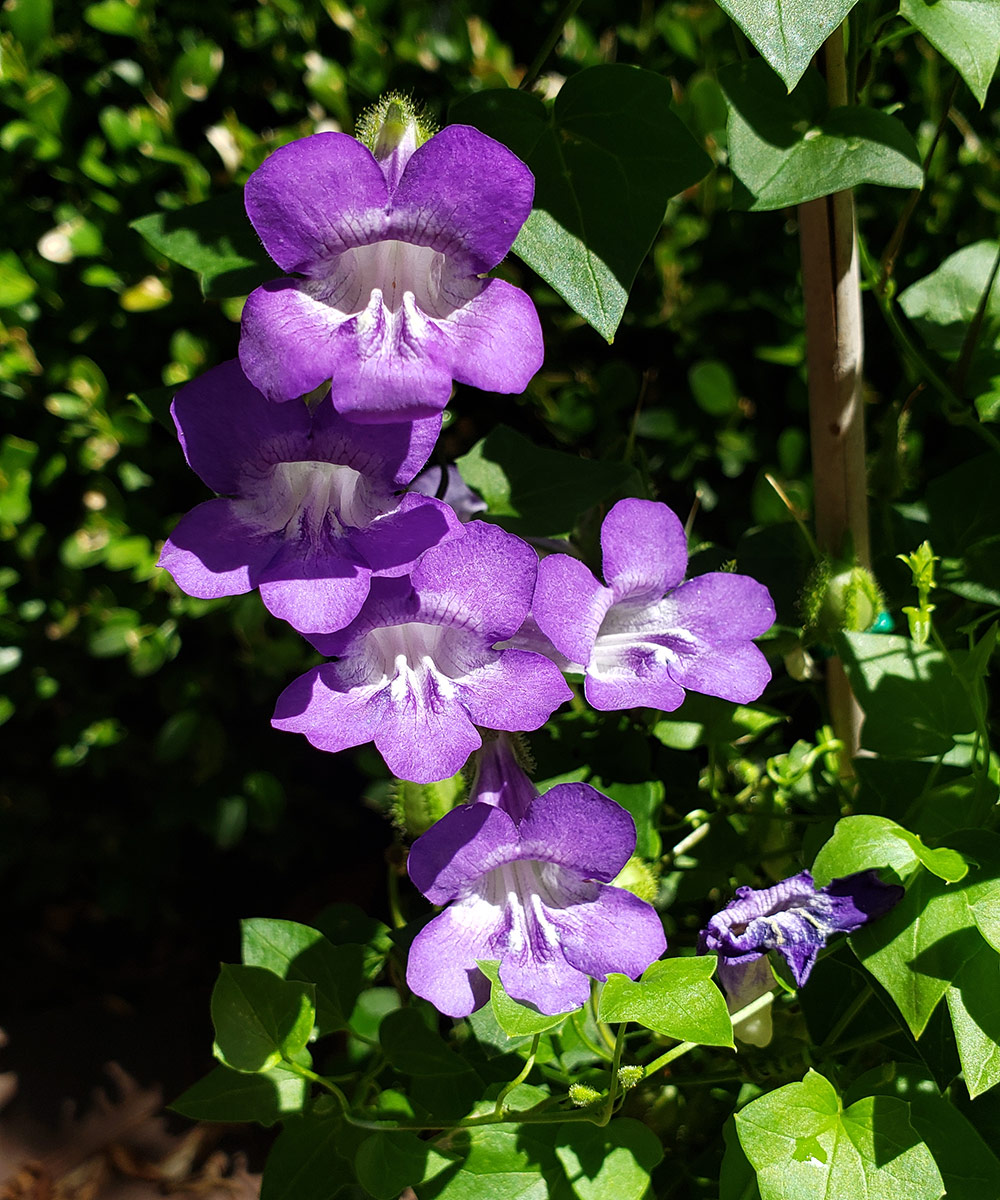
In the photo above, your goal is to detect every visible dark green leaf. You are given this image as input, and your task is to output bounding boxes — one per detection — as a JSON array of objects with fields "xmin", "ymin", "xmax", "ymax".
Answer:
[
  {"xmin": 241, "ymin": 917, "xmax": 365, "ymax": 1035},
  {"xmin": 735, "ymin": 1069, "xmax": 944, "ymax": 1200},
  {"xmin": 455, "ymin": 424, "xmax": 636, "ymax": 538},
  {"xmin": 553, "ymin": 1119, "xmax": 663, "ymax": 1200},
  {"xmin": 451, "ymin": 65, "xmax": 710, "ymax": 341},
  {"xmin": 261, "ymin": 1109, "xmax": 361, "ymax": 1200},
  {"xmin": 715, "ymin": 0, "xmax": 859, "ymax": 91},
  {"xmin": 946, "ymin": 939, "xmax": 1000, "ymax": 1097},
  {"xmin": 211, "ymin": 963, "xmax": 315, "ymax": 1073},
  {"xmin": 901, "ymin": 0, "xmax": 1000, "ymax": 106},
  {"xmin": 477, "ymin": 960, "xmax": 575, "ymax": 1037},
  {"xmin": 170, "ymin": 1063, "xmax": 307, "ymax": 1126},
  {"xmin": 416, "ymin": 1122, "xmax": 559, "ymax": 1199},
  {"xmin": 589, "ymin": 778, "xmax": 665, "ymax": 858},
  {"xmin": 598, "ymin": 957, "xmax": 735, "ymax": 1047},
  {"xmin": 836, "ymin": 632, "xmax": 978, "ymax": 760},
  {"xmin": 355, "ymin": 1132, "xmax": 455, "ymax": 1200},
  {"xmin": 130, "ymin": 193, "xmax": 273, "ymax": 298},
  {"xmin": 722, "ymin": 62, "xmax": 922, "ymax": 211},
  {"xmin": 907, "ymin": 1086, "xmax": 1000, "ymax": 1198},
  {"xmin": 379, "ymin": 1008, "xmax": 470, "ymax": 1076}
]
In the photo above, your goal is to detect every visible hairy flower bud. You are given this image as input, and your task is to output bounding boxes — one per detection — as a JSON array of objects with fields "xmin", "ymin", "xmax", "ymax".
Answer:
[
  {"xmin": 392, "ymin": 772, "xmax": 465, "ymax": 838},
  {"xmin": 800, "ymin": 557, "xmax": 883, "ymax": 640}
]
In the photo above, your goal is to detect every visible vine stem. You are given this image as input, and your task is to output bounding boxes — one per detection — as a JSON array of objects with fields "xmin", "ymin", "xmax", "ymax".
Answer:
[
  {"xmin": 518, "ymin": 0, "xmax": 584, "ymax": 92},
  {"xmin": 798, "ymin": 21, "xmax": 868, "ymax": 768}
]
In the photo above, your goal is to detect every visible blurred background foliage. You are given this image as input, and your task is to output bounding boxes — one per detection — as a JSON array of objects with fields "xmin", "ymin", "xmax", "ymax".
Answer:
[{"xmin": 1, "ymin": 0, "xmax": 998, "ymax": 1105}]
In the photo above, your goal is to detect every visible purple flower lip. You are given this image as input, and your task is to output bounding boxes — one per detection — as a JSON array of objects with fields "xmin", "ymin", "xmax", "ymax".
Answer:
[
  {"xmin": 156, "ymin": 359, "xmax": 458, "ymax": 636},
  {"xmin": 532, "ymin": 497, "xmax": 776, "ymax": 712},
  {"xmin": 271, "ymin": 522, "xmax": 572, "ymax": 783},
  {"xmin": 699, "ymin": 868, "xmax": 904, "ymax": 994},
  {"xmin": 237, "ymin": 124, "xmax": 544, "ymax": 423},
  {"xmin": 405, "ymin": 760, "xmax": 667, "ymax": 1017}
]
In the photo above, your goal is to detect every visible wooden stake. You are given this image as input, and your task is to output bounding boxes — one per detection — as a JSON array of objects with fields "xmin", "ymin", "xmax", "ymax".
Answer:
[{"xmin": 798, "ymin": 25, "xmax": 869, "ymax": 767}]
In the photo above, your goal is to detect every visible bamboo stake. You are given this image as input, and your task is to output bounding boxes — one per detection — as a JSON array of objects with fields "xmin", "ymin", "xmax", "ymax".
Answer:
[{"xmin": 798, "ymin": 24, "xmax": 869, "ymax": 767}]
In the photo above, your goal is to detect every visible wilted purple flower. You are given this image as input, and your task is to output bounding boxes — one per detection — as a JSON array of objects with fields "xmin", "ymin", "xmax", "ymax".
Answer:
[
  {"xmin": 406, "ymin": 735, "xmax": 666, "ymax": 1016},
  {"xmin": 699, "ymin": 868, "xmax": 904, "ymax": 997},
  {"xmin": 238, "ymin": 103, "xmax": 542, "ymax": 424},
  {"xmin": 272, "ymin": 523, "xmax": 572, "ymax": 783},
  {"xmin": 157, "ymin": 360, "xmax": 459, "ymax": 636},
  {"xmin": 409, "ymin": 464, "xmax": 487, "ymax": 523},
  {"xmin": 532, "ymin": 498, "xmax": 775, "ymax": 711}
]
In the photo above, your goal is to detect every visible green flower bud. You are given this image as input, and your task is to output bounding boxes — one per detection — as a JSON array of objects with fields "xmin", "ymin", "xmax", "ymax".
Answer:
[
  {"xmin": 391, "ymin": 771, "xmax": 465, "ymax": 838},
  {"xmin": 617, "ymin": 1065, "xmax": 644, "ymax": 1091},
  {"xmin": 800, "ymin": 557, "xmax": 883, "ymax": 640},
  {"xmin": 356, "ymin": 92, "xmax": 437, "ymax": 160},
  {"xmin": 611, "ymin": 856, "xmax": 660, "ymax": 904},
  {"xmin": 569, "ymin": 1083, "xmax": 602, "ymax": 1107}
]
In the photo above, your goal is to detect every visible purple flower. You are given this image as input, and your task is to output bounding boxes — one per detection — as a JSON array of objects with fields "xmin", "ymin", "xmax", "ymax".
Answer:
[
  {"xmin": 157, "ymin": 360, "xmax": 460, "ymax": 636},
  {"xmin": 271, "ymin": 522, "xmax": 572, "ymax": 783},
  {"xmin": 532, "ymin": 498, "xmax": 775, "ymax": 711},
  {"xmin": 406, "ymin": 736, "xmax": 666, "ymax": 1016},
  {"xmin": 238, "ymin": 107, "xmax": 543, "ymax": 424},
  {"xmin": 698, "ymin": 869, "xmax": 904, "ymax": 997},
  {"xmin": 409, "ymin": 464, "xmax": 487, "ymax": 523}
]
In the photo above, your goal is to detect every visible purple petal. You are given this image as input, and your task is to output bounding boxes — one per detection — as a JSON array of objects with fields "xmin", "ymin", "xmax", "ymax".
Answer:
[
  {"xmin": 533, "ymin": 554, "xmax": 612, "ymax": 666},
  {"xmin": 467, "ymin": 733, "xmax": 539, "ymax": 823},
  {"xmin": 256, "ymin": 538, "xmax": 373, "ymax": 635},
  {"xmin": 601, "ymin": 498, "xmax": 689, "ymax": 601},
  {"xmin": 373, "ymin": 681, "xmax": 483, "ymax": 783},
  {"xmin": 556, "ymin": 884, "xmax": 667, "ymax": 982},
  {"xmin": 390, "ymin": 124, "xmax": 534, "ymax": 273},
  {"xmin": 271, "ymin": 664, "xmax": 384, "ymax": 755},
  {"xmin": 407, "ymin": 802, "xmax": 519, "ymax": 905},
  {"xmin": 171, "ymin": 359, "xmax": 308, "ymax": 495},
  {"xmin": 439, "ymin": 278, "xmax": 543, "ymax": 397},
  {"xmin": 411, "ymin": 521, "xmax": 538, "ymax": 641},
  {"xmin": 664, "ymin": 640, "xmax": 773, "ymax": 706},
  {"xmin": 158, "ymin": 499, "xmax": 279, "ymax": 599},
  {"xmin": 499, "ymin": 938, "xmax": 591, "ymax": 1016},
  {"xmin": 517, "ymin": 785, "xmax": 636, "ymax": 882},
  {"xmin": 822, "ymin": 870, "xmax": 904, "ymax": 928},
  {"xmin": 349, "ymin": 493, "xmax": 462, "ymax": 577},
  {"xmin": 666, "ymin": 572, "xmax": 776, "ymax": 641},
  {"xmin": 583, "ymin": 660, "xmax": 687, "ymax": 713},
  {"xmin": 308, "ymin": 396, "xmax": 442, "ymax": 489},
  {"xmin": 406, "ymin": 902, "xmax": 495, "ymax": 1018},
  {"xmin": 244, "ymin": 132, "xmax": 389, "ymax": 273},
  {"xmin": 456, "ymin": 650, "xmax": 572, "ymax": 734}
]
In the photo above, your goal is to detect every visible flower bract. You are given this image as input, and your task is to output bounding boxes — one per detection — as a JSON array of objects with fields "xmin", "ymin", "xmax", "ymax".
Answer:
[
  {"xmin": 157, "ymin": 360, "xmax": 459, "ymax": 635},
  {"xmin": 271, "ymin": 522, "xmax": 572, "ymax": 782},
  {"xmin": 532, "ymin": 497, "xmax": 775, "ymax": 711},
  {"xmin": 238, "ymin": 119, "xmax": 543, "ymax": 423}
]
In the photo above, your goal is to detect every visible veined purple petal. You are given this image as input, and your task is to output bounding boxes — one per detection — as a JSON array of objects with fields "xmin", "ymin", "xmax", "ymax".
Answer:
[
  {"xmin": 405, "ymin": 901, "xmax": 496, "ymax": 1018},
  {"xmin": 348, "ymin": 493, "xmax": 462, "ymax": 578},
  {"xmin": 533, "ymin": 554, "xmax": 612, "ymax": 666},
  {"xmin": 158, "ymin": 499, "xmax": 278, "ymax": 599},
  {"xmin": 438, "ymin": 278, "xmax": 544, "ymax": 398},
  {"xmin": 407, "ymin": 802, "xmax": 520, "ymax": 904},
  {"xmin": 517, "ymin": 785, "xmax": 636, "ymax": 883},
  {"xmin": 390, "ymin": 124, "xmax": 534, "ymax": 273},
  {"xmin": 409, "ymin": 464, "xmax": 487, "ymax": 522},
  {"xmin": 256, "ymin": 538, "xmax": 372, "ymax": 635},
  {"xmin": 271, "ymin": 663, "xmax": 385, "ymax": 755},
  {"xmin": 244, "ymin": 132, "xmax": 389, "ymax": 273},
  {"xmin": 171, "ymin": 359, "xmax": 310, "ymax": 495},
  {"xmin": 601, "ymin": 498, "xmax": 688, "ymax": 601},
  {"xmin": 457, "ymin": 650, "xmax": 572, "ymax": 734},
  {"xmin": 556, "ymin": 884, "xmax": 667, "ymax": 982}
]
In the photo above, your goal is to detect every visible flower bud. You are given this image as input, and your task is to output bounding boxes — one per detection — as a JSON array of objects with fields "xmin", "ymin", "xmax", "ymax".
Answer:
[
  {"xmin": 355, "ymin": 93, "xmax": 436, "ymax": 187},
  {"xmin": 800, "ymin": 557, "xmax": 883, "ymax": 640},
  {"xmin": 611, "ymin": 855, "xmax": 660, "ymax": 904},
  {"xmin": 617, "ymin": 1065, "xmax": 644, "ymax": 1091},
  {"xmin": 569, "ymin": 1084, "xmax": 603, "ymax": 1107},
  {"xmin": 392, "ymin": 771, "xmax": 465, "ymax": 838}
]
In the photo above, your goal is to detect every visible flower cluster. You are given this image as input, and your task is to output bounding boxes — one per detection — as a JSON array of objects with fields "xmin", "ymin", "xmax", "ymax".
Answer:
[{"xmin": 157, "ymin": 95, "xmax": 890, "ymax": 1023}]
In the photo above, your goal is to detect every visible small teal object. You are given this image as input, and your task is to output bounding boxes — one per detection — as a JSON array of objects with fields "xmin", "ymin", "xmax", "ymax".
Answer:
[{"xmin": 868, "ymin": 611, "xmax": 895, "ymax": 633}]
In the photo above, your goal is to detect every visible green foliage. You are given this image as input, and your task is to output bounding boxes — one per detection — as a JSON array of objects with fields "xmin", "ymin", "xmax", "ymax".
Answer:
[
  {"xmin": 211, "ymin": 963, "xmax": 315, "ymax": 1073},
  {"xmin": 598, "ymin": 958, "xmax": 735, "ymax": 1047},
  {"xmin": 722, "ymin": 62, "xmax": 922, "ymax": 211},
  {"xmin": 900, "ymin": 0, "xmax": 1000, "ymax": 107},
  {"xmin": 735, "ymin": 1070, "xmax": 944, "ymax": 1200},
  {"xmin": 714, "ymin": 0, "xmax": 859, "ymax": 90},
  {"xmin": 478, "ymin": 960, "xmax": 575, "ymax": 1037},
  {"xmin": 171, "ymin": 1063, "xmax": 308, "ymax": 1126},
  {"xmin": 452, "ymin": 65, "xmax": 710, "ymax": 341}
]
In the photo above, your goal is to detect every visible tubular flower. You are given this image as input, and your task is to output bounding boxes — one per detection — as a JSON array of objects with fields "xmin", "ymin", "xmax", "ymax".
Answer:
[
  {"xmin": 271, "ymin": 522, "xmax": 572, "ymax": 783},
  {"xmin": 238, "ymin": 100, "xmax": 543, "ymax": 423},
  {"xmin": 532, "ymin": 498, "xmax": 775, "ymax": 711},
  {"xmin": 405, "ymin": 735, "xmax": 667, "ymax": 1016},
  {"xmin": 699, "ymin": 868, "xmax": 904, "ymax": 996},
  {"xmin": 157, "ymin": 360, "xmax": 458, "ymax": 636}
]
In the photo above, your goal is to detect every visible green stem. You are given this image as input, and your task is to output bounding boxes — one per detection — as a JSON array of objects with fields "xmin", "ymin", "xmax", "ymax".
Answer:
[
  {"xmin": 570, "ymin": 1008, "xmax": 615, "ymax": 1062},
  {"xmin": 518, "ymin": 0, "xmax": 584, "ymax": 92},
  {"xmin": 954, "ymin": 240, "xmax": 1000, "ymax": 396},
  {"xmin": 493, "ymin": 1035, "xmax": 541, "ymax": 1117},
  {"xmin": 819, "ymin": 983, "xmax": 872, "ymax": 1049},
  {"xmin": 283, "ymin": 1059, "xmax": 350, "ymax": 1109}
]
